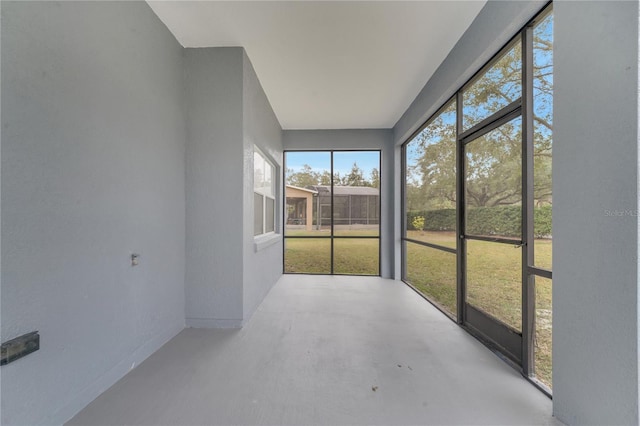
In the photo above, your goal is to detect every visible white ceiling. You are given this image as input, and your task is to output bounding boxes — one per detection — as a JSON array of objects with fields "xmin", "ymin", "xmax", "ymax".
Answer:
[{"xmin": 147, "ymin": 1, "xmax": 486, "ymax": 130}]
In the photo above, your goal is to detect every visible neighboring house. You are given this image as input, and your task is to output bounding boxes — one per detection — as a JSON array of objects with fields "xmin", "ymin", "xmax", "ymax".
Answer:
[
  {"xmin": 286, "ymin": 185, "xmax": 380, "ymax": 231},
  {"xmin": 285, "ymin": 185, "xmax": 317, "ymax": 231},
  {"xmin": 306, "ymin": 185, "xmax": 379, "ymax": 229}
]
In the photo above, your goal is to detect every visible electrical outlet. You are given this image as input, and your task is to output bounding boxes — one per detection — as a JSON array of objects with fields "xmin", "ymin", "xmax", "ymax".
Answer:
[{"xmin": 1, "ymin": 332, "xmax": 40, "ymax": 366}]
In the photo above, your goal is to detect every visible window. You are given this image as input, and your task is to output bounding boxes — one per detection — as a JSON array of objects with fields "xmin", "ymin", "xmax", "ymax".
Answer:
[
  {"xmin": 401, "ymin": 4, "xmax": 553, "ymax": 394},
  {"xmin": 403, "ymin": 99, "xmax": 457, "ymax": 318},
  {"xmin": 463, "ymin": 39, "xmax": 522, "ymax": 130},
  {"xmin": 531, "ymin": 7, "xmax": 553, "ymax": 391},
  {"xmin": 284, "ymin": 150, "xmax": 381, "ymax": 276},
  {"xmin": 254, "ymin": 149, "xmax": 276, "ymax": 236}
]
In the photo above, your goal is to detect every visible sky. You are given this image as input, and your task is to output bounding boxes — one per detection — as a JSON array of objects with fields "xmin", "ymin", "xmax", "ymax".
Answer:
[{"xmin": 285, "ymin": 151, "xmax": 380, "ymax": 176}]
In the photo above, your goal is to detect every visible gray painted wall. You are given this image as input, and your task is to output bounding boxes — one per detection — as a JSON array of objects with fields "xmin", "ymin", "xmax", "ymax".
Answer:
[
  {"xmin": 184, "ymin": 48, "xmax": 284, "ymax": 327},
  {"xmin": 242, "ymin": 53, "xmax": 284, "ymax": 319},
  {"xmin": 184, "ymin": 48, "xmax": 245, "ymax": 328},
  {"xmin": 1, "ymin": 2, "xmax": 186, "ymax": 425},
  {"xmin": 553, "ymin": 2, "xmax": 639, "ymax": 424},
  {"xmin": 282, "ymin": 129, "xmax": 394, "ymax": 278}
]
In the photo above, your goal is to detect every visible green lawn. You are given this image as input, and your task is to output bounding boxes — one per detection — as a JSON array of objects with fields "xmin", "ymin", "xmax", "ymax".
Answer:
[
  {"xmin": 285, "ymin": 229, "xmax": 380, "ymax": 237},
  {"xmin": 284, "ymin": 235, "xmax": 379, "ymax": 275},
  {"xmin": 284, "ymin": 230, "xmax": 552, "ymax": 389},
  {"xmin": 285, "ymin": 238, "xmax": 332, "ymax": 273}
]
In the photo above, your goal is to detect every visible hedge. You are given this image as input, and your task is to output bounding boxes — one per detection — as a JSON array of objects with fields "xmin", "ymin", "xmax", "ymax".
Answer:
[{"xmin": 407, "ymin": 205, "xmax": 551, "ymax": 238}]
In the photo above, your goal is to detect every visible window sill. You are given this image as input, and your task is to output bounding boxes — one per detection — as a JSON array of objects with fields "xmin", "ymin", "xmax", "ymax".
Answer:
[{"xmin": 254, "ymin": 233, "xmax": 281, "ymax": 252}]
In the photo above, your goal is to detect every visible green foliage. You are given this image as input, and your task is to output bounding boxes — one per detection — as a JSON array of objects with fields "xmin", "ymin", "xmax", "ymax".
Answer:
[
  {"xmin": 406, "ymin": 209, "xmax": 455, "ymax": 232},
  {"xmin": 405, "ymin": 22, "xmax": 553, "ymax": 211},
  {"xmin": 370, "ymin": 168, "xmax": 380, "ymax": 189},
  {"xmin": 411, "ymin": 216, "xmax": 425, "ymax": 232},
  {"xmin": 342, "ymin": 162, "xmax": 367, "ymax": 186},
  {"xmin": 406, "ymin": 205, "xmax": 551, "ymax": 238},
  {"xmin": 286, "ymin": 164, "xmax": 320, "ymax": 188},
  {"xmin": 466, "ymin": 205, "xmax": 521, "ymax": 237},
  {"xmin": 287, "ymin": 162, "xmax": 376, "ymax": 188},
  {"xmin": 534, "ymin": 205, "xmax": 552, "ymax": 237}
]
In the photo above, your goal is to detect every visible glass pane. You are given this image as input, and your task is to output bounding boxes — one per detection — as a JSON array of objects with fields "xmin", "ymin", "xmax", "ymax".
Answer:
[
  {"xmin": 285, "ymin": 151, "xmax": 331, "ymax": 235},
  {"xmin": 254, "ymin": 193, "xmax": 263, "ymax": 236},
  {"xmin": 466, "ymin": 239, "xmax": 522, "ymax": 331},
  {"xmin": 405, "ymin": 242, "xmax": 457, "ymax": 317},
  {"xmin": 534, "ymin": 11, "xmax": 553, "ymax": 269},
  {"xmin": 264, "ymin": 160, "xmax": 273, "ymax": 197},
  {"xmin": 333, "ymin": 151, "xmax": 380, "ymax": 237},
  {"xmin": 463, "ymin": 39, "xmax": 522, "ymax": 130},
  {"xmin": 465, "ymin": 118, "xmax": 522, "ymax": 239},
  {"xmin": 534, "ymin": 275, "xmax": 552, "ymax": 389},
  {"xmin": 334, "ymin": 238, "xmax": 379, "ymax": 276},
  {"xmin": 265, "ymin": 197, "xmax": 275, "ymax": 233},
  {"xmin": 405, "ymin": 101, "xmax": 457, "ymax": 248},
  {"xmin": 254, "ymin": 151, "xmax": 264, "ymax": 190},
  {"xmin": 284, "ymin": 238, "xmax": 331, "ymax": 274}
]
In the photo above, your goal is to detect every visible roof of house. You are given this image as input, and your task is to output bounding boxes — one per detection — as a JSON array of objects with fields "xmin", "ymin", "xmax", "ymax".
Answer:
[{"xmin": 285, "ymin": 185, "xmax": 318, "ymax": 194}]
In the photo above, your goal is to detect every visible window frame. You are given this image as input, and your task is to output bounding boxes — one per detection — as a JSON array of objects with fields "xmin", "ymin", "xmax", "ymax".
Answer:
[
  {"xmin": 400, "ymin": 2, "xmax": 553, "ymax": 396},
  {"xmin": 254, "ymin": 147, "xmax": 277, "ymax": 238},
  {"xmin": 283, "ymin": 150, "xmax": 382, "ymax": 276}
]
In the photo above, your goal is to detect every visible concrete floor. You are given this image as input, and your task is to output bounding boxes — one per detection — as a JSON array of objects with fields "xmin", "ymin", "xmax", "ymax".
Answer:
[{"xmin": 68, "ymin": 275, "xmax": 560, "ymax": 425}]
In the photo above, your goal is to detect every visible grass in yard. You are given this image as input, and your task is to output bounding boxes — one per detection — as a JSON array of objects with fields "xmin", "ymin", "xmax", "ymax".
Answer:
[
  {"xmin": 534, "ymin": 238, "xmax": 552, "ymax": 270},
  {"xmin": 405, "ymin": 230, "xmax": 457, "ymax": 249},
  {"xmin": 405, "ymin": 243, "xmax": 457, "ymax": 316},
  {"xmin": 284, "ymin": 237, "xmax": 379, "ymax": 275},
  {"xmin": 466, "ymin": 239, "xmax": 522, "ymax": 331},
  {"xmin": 334, "ymin": 239, "xmax": 379, "ymax": 275},
  {"xmin": 284, "ymin": 238, "xmax": 331, "ymax": 274},
  {"xmin": 285, "ymin": 229, "xmax": 332, "ymax": 237},
  {"xmin": 286, "ymin": 228, "xmax": 379, "ymax": 237},
  {"xmin": 534, "ymin": 276, "xmax": 552, "ymax": 389}
]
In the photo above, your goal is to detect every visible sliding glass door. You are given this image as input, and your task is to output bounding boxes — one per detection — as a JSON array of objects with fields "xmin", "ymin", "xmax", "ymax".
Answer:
[{"xmin": 284, "ymin": 150, "xmax": 380, "ymax": 276}]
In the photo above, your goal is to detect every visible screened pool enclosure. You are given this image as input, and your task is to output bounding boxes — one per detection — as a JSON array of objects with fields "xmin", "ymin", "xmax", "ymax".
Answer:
[{"xmin": 286, "ymin": 184, "xmax": 379, "ymax": 231}]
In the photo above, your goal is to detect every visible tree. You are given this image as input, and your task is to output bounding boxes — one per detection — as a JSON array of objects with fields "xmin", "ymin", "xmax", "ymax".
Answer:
[
  {"xmin": 465, "ymin": 121, "xmax": 522, "ymax": 207},
  {"xmin": 286, "ymin": 164, "xmax": 319, "ymax": 188},
  {"xmin": 461, "ymin": 41, "xmax": 522, "ymax": 208},
  {"xmin": 406, "ymin": 102, "xmax": 457, "ymax": 212},
  {"xmin": 342, "ymin": 162, "xmax": 367, "ymax": 186},
  {"xmin": 370, "ymin": 168, "xmax": 380, "ymax": 189},
  {"xmin": 532, "ymin": 14, "xmax": 553, "ymax": 206},
  {"xmin": 287, "ymin": 162, "xmax": 375, "ymax": 188},
  {"xmin": 319, "ymin": 170, "xmax": 332, "ymax": 185},
  {"xmin": 406, "ymin": 14, "xmax": 553, "ymax": 211}
]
